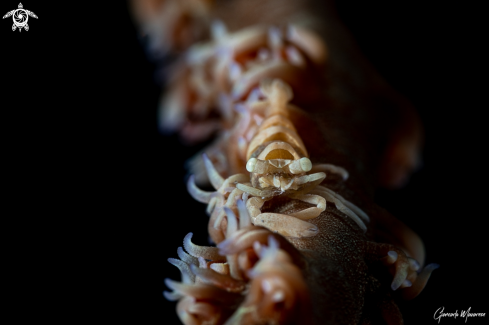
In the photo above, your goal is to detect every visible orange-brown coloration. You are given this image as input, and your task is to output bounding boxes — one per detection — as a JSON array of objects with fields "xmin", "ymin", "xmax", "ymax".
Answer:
[{"xmin": 131, "ymin": 0, "xmax": 436, "ymax": 324}]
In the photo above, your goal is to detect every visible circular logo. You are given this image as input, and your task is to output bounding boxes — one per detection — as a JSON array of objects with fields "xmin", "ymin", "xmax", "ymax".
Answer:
[{"xmin": 13, "ymin": 9, "xmax": 28, "ymax": 27}]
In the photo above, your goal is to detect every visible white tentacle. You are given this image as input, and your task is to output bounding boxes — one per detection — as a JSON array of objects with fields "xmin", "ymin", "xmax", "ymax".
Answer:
[
  {"xmin": 310, "ymin": 164, "xmax": 349, "ymax": 180},
  {"xmin": 288, "ymin": 194, "xmax": 326, "ymax": 220},
  {"xmin": 310, "ymin": 188, "xmax": 367, "ymax": 232},
  {"xmin": 314, "ymin": 186, "xmax": 369, "ymax": 223},
  {"xmin": 253, "ymin": 212, "xmax": 318, "ymax": 238}
]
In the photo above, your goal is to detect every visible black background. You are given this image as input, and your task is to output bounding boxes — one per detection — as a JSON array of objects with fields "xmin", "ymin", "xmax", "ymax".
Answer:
[{"xmin": 2, "ymin": 1, "xmax": 485, "ymax": 323}]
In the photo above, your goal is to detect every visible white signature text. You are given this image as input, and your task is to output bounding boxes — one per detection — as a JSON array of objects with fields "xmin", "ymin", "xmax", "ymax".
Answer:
[{"xmin": 434, "ymin": 307, "xmax": 485, "ymax": 323}]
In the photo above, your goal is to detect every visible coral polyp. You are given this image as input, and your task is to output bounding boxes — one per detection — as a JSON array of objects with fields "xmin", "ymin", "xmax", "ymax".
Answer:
[{"xmin": 131, "ymin": 0, "xmax": 437, "ymax": 323}]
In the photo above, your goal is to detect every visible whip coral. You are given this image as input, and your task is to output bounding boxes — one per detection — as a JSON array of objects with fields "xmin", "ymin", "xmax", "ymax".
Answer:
[{"xmin": 131, "ymin": 0, "xmax": 438, "ymax": 323}]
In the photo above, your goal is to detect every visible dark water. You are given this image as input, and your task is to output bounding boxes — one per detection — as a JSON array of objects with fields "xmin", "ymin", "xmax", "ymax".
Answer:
[{"xmin": 2, "ymin": 1, "xmax": 483, "ymax": 323}]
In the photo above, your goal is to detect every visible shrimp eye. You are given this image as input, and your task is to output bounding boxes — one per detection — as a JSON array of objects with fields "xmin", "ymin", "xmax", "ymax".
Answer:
[
  {"xmin": 300, "ymin": 157, "xmax": 312, "ymax": 172},
  {"xmin": 246, "ymin": 158, "xmax": 258, "ymax": 172}
]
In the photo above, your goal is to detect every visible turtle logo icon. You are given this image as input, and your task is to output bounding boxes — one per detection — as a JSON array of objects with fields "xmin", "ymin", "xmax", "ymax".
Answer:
[{"xmin": 3, "ymin": 3, "xmax": 37, "ymax": 32}]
